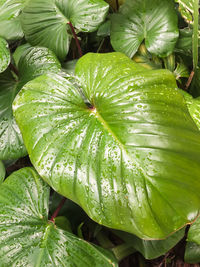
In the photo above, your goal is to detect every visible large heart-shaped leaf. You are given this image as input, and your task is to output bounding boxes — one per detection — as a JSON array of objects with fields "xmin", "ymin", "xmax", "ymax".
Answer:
[
  {"xmin": 0, "ymin": 161, "xmax": 5, "ymax": 183},
  {"xmin": 0, "ymin": 0, "xmax": 28, "ymax": 41},
  {"xmin": 13, "ymin": 52, "xmax": 200, "ymax": 239},
  {"xmin": 0, "ymin": 46, "xmax": 61, "ymax": 160},
  {"xmin": 21, "ymin": 0, "xmax": 109, "ymax": 60},
  {"xmin": 0, "ymin": 167, "xmax": 117, "ymax": 266},
  {"xmin": 0, "ymin": 37, "xmax": 10, "ymax": 73},
  {"xmin": 179, "ymin": 90, "xmax": 200, "ymax": 130},
  {"xmin": 110, "ymin": 0, "xmax": 179, "ymax": 58},
  {"xmin": 113, "ymin": 228, "xmax": 185, "ymax": 260}
]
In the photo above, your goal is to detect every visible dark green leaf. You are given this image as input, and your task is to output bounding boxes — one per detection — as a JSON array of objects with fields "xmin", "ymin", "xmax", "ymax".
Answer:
[
  {"xmin": 0, "ymin": 167, "xmax": 117, "ymax": 266},
  {"xmin": 185, "ymin": 241, "xmax": 200, "ymax": 263},
  {"xmin": 113, "ymin": 228, "xmax": 185, "ymax": 260},
  {"xmin": 110, "ymin": 0, "xmax": 179, "ymax": 58},
  {"xmin": 13, "ymin": 52, "xmax": 200, "ymax": 239},
  {"xmin": 0, "ymin": 160, "xmax": 5, "ymax": 183},
  {"xmin": 62, "ymin": 59, "xmax": 78, "ymax": 75},
  {"xmin": 0, "ymin": 37, "xmax": 10, "ymax": 73},
  {"xmin": 13, "ymin": 43, "xmax": 32, "ymax": 67},
  {"xmin": 21, "ymin": 0, "xmax": 109, "ymax": 60},
  {"xmin": 54, "ymin": 216, "xmax": 72, "ymax": 233}
]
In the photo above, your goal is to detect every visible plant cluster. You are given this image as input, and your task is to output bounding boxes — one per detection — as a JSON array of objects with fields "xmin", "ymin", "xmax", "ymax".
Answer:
[{"xmin": 0, "ymin": 0, "xmax": 200, "ymax": 266}]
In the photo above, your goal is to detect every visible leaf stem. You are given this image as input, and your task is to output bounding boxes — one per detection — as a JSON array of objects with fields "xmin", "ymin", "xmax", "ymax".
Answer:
[
  {"xmin": 68, "ymin": 21, "xmax": 83, "ymax": 58},
  {"xmin": 50, "ymin": 197, "xmax": 66, "ymax": 222},
  {"xmin": 185, "ymin": 70, "xmax": 195, "ymax": 90},
  {"xmin": 9, "ymin": 63, "xmax": 19, "ymax": 76}
]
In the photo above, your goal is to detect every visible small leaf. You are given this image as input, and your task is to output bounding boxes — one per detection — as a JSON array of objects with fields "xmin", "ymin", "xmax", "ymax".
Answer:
[
  {"xmin": 113, "ymin": 228, "xmax": 185, "ymax": 260},
  {"xmin": 13, "ymin": 52, "xmax": 200, "ymax": 239},
  {"xmin": 54, "ymin": 216, "xmax": 72, "ymax": 233},
  {"xmin": 110, "ymin": 0, "xmax": 179, "ymax": 58},
  {"xmin": 0, "ymin": 167, "xmax": 117, "ymax": 266},
  {"xmin": 0, "ymin": 161, "xmax": 5, "ymax": 183},
  {"xmin": 0, "ymin": 37, "xmax": 10, "ymax": 73},
  {"xmin": 21, "ymin": 0, "xmax": 109, "ymax": 60}
]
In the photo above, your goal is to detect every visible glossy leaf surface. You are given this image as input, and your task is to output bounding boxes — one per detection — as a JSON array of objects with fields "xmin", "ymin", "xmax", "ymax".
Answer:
[
  {"xmin": 0, "ymin": 37, "xmax": 10, "ymax": 73},
  {"xmin": 0, "ymin": 46, "xmax": 61, "ymax": 160},
  {"xmin": 0, "ymin": 167, "xmax": 117, "ymax": 266},
  {"xmin": 114, "ymin": 228, "xmax": 185, "ymax": 260},
  {"xmin": 180, "ymin": 90, "xmax": 200, "ymax": 130},
  {"xmin": 21, "ymin": 0, "xmax": 109, "ymax": 60},
  {"xmin": 0, "ymin": 0, "xmax": 28, "ymax": 40},
  {"xmin": 0, "ymin": 161, "xmax": 5, "ymax": 183},
  {"xmin": 13, "ymin": 52, "xmax": 200, "ymax": 239},
  {"xmin": 110, "ymin": 0, "xmax": 179, "ymax": 58},
  {"xmin": 0, "ymin": 70, "xmax": 26, "ymax": 160}
]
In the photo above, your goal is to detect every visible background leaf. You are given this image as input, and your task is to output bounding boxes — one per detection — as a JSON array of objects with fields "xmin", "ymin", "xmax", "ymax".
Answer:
[
  {"xmin": 0, "ymin": 160, "xmax": 5, "ymax": 183},
  {"xmin": 0, "ymin": 167, "xmax": 117, "ymax": 266},
  {"xmin": 185, "ymin": 241, "xmax": 200, "ymax": 263},
  {"xmin": 0, "ymin": 0, "xmax": 28, "ymax": 40},
  {"xmin": 175, "ymin": 0, "xmax": 194, "ymax": 23},
  {"xmin": 0, "ymin": 37, "xmax": 10, "ymax": 73},
  {"xmin": 21, "ymin": 0, "xmax": 109, "ymax": 60},
  {"xmin": 113, "ymin": 228, "xmax": 185, "ymax": 260},
  {"xmin": 110, "ymin": 0, "xmax": 179, "ymax": 58},
  {"xmin": 180, "ymin": 89, "xmax": 200, "ymax": 130},
  {"xmin": 13, "ymin": 52, "xmax": 200, "ymax": 239}
]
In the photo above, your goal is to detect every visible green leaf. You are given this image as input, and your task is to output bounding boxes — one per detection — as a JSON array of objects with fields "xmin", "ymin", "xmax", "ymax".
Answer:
[
  {"xmin": 175, "ymin": 0, "xmax": 194, "ymax": 23},
  {"xmin": 13, "ymin": 52, "xmax": 200, "ymax": 239},
  {"xmin": 180, "ymin": 90, "xmax": 200, "ymax": 130},
  {"xmin": 0, "ymin": 46, "xmax": 61, "ymax": 160},
  {"xmin": 62, "ymin": 59, "xmax": 77, "ymax": 75},
  {"xmin": 0, "ymin": 70, "xmax": 27, "ymax": 160},
  {"xmin": 184, "ymin": 215, "xmax": 200, "ymax": 263},
  {"xmin": 0, "ymin": 37, "xmax": 10, "ymax": 73},
  {"xmin": 0, "ymin": 0, "xmax": 28, "ymax": 41},
  {"xmin": 0, "ymin": 160, "xmax": 5, "ymax": 183},
  {"xmin": 0, "ymin": 167, "xmax": 117, "ymax": 266},
  {"xmin": 110, "ymin": 0, "xmax": 179, "ymax": 58},
  {"xmin": 17, "ymin": 46, "xmax": 61, "ymax": 87},
  {"xmin": 185, "ymin": 241, "xmax": 200, "ymax": 263},
  {"xmin": 113, "ymin": 228, "xmax": 185, "ymax": 260},
  {"xmin": 54, "ymin": 216, "xmax": 72, "ymax": 233},
  {"xmin": 13, "ymin": 43, "xmax": 32, "ymax": 67},
  {"xmin": 21, "ymin": 0, "xmax": 109, "ymax": 60}
]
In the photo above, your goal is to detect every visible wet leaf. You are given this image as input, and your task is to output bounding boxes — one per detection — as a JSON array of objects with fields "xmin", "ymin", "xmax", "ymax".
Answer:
[
  {"xmin": 0, "ymin": 37, "xmax": 10, "ymax": 73},
  {"xmin": 13, "ymin": 52, "xmax": 200, "ymax": 239},
  {"xmin": 0, "ymin": 167, "xmax": 117, "ymax": 266},
  {"xmin": 180, "ymin": 89, "xmax": 200, "ymax": 130},
  {"xmin": 0, "ymin": 46, "xmax": 61, "ymax": 160},
  {"xmin": 21, "ymin": 0, "xmax": 109, "ymax": 60},
  {"xmin": 110, "ymin": 0, "xmax": 179, "ymax": 58}
]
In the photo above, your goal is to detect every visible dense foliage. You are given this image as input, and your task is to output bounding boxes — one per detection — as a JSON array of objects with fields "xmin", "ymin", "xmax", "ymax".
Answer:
[{"xmin": 0, "ymin": 0, "xmax": 200, "ymax": 266}]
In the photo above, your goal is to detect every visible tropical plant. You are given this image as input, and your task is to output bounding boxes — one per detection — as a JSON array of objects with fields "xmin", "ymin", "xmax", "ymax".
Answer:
[{"xmin": 0, "ymin": 0, "xmax": 200, "ymax": 266}]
